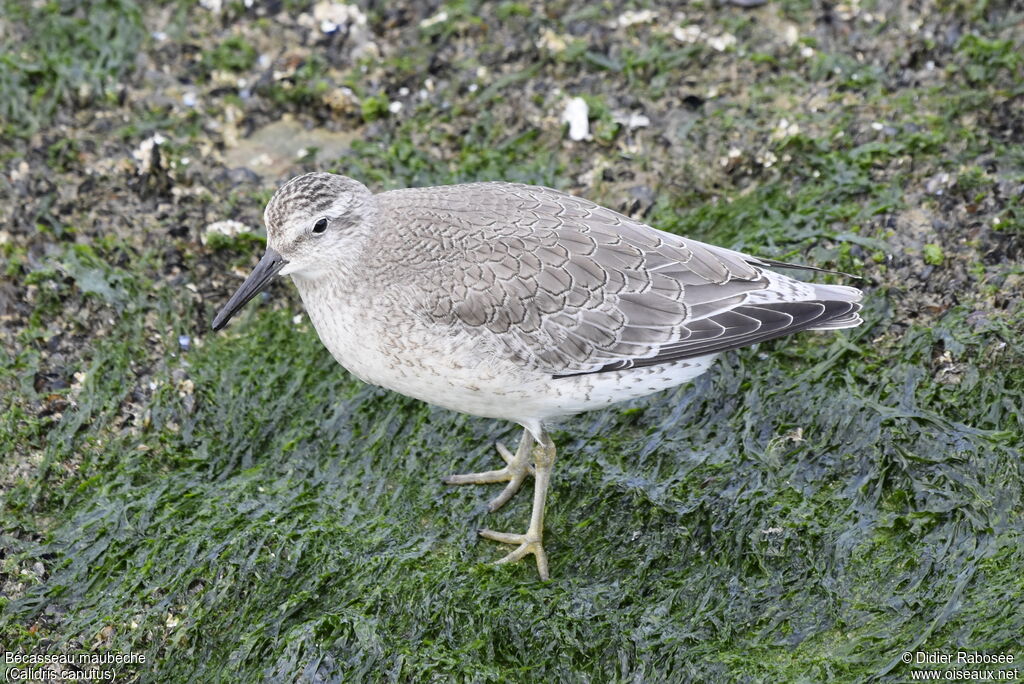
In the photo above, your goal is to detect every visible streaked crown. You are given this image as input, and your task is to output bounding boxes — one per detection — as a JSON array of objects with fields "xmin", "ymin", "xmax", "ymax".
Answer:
[{"xmin": 264, "ymin": 172, "xmax": 370, "ymax": 238}]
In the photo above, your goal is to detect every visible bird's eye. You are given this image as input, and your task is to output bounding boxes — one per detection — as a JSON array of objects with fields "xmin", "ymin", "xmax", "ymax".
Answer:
[{"xmin": 312, "ymin": 218, "xmax": 328, "ymax": 234}]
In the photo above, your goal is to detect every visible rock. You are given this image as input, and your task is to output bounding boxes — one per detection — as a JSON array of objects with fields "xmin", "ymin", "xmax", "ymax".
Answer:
[
  {"xmin": 218, "ymin": 167, "xmax": 262, "ymax": 186},
  {"xmin": 202, "ymin": 220, "xmax": 250, "ymax": 245},
  {"xmin": 562, "ymin": 97, "xmax": 590, "ymax": 142}
]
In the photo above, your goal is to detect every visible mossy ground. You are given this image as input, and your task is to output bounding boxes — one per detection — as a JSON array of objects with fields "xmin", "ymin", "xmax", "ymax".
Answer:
[{"xmin": 1, "ymin": 0, "xmax": 1022, "ymax": 681}]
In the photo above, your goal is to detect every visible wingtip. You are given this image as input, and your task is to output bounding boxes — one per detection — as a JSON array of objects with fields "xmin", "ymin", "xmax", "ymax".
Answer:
[
  {"xmin": 754, "ymin": 256, "xmax": 862, "ymax": 280},
  {"xmin": 808, "ymin": 301, "xmax": 864, "ymax": 330}
]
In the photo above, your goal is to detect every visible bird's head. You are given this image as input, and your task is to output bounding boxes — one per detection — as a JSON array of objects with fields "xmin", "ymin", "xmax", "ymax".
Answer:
[{"xmin": 212, "ymin": 172, "xmax": 374, "ymax": 330}]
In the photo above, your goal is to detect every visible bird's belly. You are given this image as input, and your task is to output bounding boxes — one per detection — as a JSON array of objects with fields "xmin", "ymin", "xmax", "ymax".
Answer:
[{"xmin": 319, "ymin": 318, "xmax": 716, "ymax": 423}]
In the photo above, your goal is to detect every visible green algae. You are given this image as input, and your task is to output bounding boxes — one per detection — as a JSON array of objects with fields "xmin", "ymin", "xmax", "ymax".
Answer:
[{"xmin": 1, "ymin": 0, "xmax": 1023, "ymax": 682}]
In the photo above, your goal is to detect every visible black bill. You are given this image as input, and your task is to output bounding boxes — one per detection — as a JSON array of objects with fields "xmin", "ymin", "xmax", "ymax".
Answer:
[{"xmin": 212, "ymin": 248, "xmax": 289, "ymax": 331}]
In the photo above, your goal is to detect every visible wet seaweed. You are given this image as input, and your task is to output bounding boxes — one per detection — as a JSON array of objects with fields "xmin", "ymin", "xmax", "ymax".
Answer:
[{"xmin": 1, "ymin": 0, "xmax": 1022, "ymax": 681}]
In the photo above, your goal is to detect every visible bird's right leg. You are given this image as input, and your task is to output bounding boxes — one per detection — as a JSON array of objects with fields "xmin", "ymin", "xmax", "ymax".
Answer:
[
  {"xmin": 443, "ymin": 429, "xmax": 536, "ymax": 512},
  {"xmin": 478, "ymin": 432, "xmax": 557, "ymax": 581}
]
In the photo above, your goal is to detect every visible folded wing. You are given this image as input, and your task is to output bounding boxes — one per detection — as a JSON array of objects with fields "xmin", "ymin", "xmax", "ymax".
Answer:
[{"xmin": 381, "ymin": 183, "xmax": 863, "ymax": 377}]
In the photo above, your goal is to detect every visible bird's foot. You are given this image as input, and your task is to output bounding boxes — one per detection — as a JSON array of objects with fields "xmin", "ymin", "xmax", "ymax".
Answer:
[
  {"xmin": 443, "ymin": 439, "xmax": 535, "ymax": 512},
  {"xmin": 446, "ymin": 429, "xmax": 556, "ymax": 581},
  {"xmin": 478, "ymin": 526, "xmax": 549, "ymax": 581},
  {"xmin": 476, "ymin": 435, "xmax": 556, "ymax": 581}
]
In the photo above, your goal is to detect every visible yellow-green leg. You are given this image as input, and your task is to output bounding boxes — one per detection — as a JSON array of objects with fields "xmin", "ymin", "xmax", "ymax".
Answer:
[
  {"xmin": 478, "ymin": 432, "xmax": 556, "ymax": 581},
  {"xmin": 443, "ymin": 430, "xmax": 536, "ymax": 512}
]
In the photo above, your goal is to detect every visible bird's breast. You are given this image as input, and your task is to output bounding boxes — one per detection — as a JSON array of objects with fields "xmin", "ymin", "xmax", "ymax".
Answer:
[{"xmin": 296, "ymin": 279, "xmax": 522, "ymax": 398}]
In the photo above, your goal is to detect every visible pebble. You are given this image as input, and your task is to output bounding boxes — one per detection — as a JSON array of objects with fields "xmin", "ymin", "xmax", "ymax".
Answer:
[{"xmin": 562, "ymin": 97, "xmax": 590, "ymax": 141}]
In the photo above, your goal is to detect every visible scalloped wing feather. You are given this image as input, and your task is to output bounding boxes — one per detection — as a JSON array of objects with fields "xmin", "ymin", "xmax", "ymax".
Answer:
[{"xmin": 376, "ymin": 182, "xmax": 863, "ymax": 377}]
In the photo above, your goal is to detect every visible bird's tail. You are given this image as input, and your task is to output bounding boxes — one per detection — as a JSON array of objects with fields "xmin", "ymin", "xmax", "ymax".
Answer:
[{"xmin": 808, "ymin": 283, "xmax": 863, "ymax": 329}]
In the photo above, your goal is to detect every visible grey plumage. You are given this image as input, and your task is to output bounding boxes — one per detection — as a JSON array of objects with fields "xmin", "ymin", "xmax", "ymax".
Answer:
[
  {"xmin": 290, "ymin": 179, "xmax": 862, "ymax": 377},
  {"xmin": 216, "ymin": 172, "xmax": 865, "ymax": 580}
]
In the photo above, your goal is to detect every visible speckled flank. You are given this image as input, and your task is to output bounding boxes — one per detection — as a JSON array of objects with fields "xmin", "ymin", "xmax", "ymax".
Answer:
[{"xmin": 270, "ymin": 173, "xmax": 862, "ymax": 430}]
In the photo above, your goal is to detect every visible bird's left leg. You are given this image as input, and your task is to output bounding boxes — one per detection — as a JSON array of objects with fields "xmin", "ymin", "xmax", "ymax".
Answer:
[
  {"xmin": 478, "ymin": 431, "xmax": 556, "ymax": 581},
  {"xmin": 443, "ymin": 429, "xmax": 535, "ymax": 512}
]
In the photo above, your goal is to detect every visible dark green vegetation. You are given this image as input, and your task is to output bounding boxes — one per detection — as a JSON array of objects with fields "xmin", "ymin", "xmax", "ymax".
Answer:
[
  {"xmin": 0, "ymin": 0, "xmax": 145, "ymax": 136},
  {"xmin": 2, "ymin": 0, "xmax": 1022, "ymax": 681}
]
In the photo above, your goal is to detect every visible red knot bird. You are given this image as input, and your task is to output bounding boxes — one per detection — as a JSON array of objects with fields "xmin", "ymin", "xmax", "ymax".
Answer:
[{"xmin": 212, "ymin": 172, "xmax": 863, "ymax": 580}]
